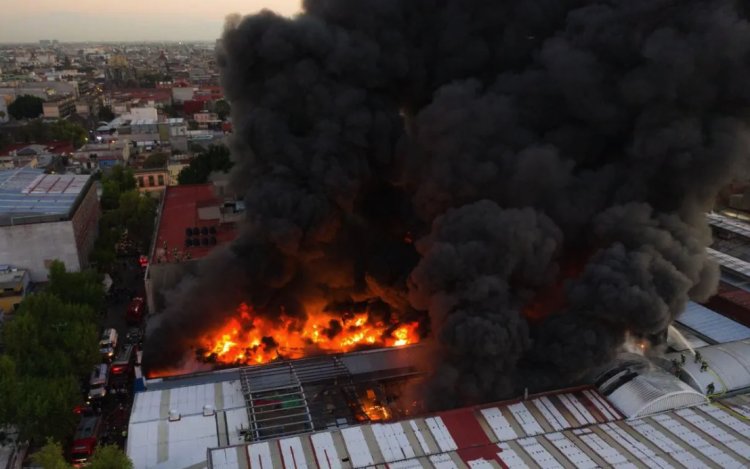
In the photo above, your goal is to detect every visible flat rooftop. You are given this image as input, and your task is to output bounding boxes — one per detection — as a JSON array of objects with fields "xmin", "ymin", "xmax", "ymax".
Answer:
[
  {"xmin": 128, "ymin": 346, "xmax": 425, "ymax": 469},
  {"xmin": 210, "ymin": 390, "xmax": 750, "ymax": 469},
  {"xmin": 151, "ymin": 184, "xmax": 238, "ymax": 264},
  {"xmin": 0, "ymin": 168, "xmax": 91, "ymax": 226}
]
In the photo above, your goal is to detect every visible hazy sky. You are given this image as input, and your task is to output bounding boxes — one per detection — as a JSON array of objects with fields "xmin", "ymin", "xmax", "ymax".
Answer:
[{"xmin": 0, "ymin": 0, "xmax": 302, "ymax": 43}]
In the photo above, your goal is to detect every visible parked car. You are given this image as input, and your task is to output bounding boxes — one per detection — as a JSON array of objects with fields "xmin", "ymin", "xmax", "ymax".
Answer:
[
  {"xmin": 126, "ymin": 297, "xmax": 145, "ymax": 324},
  {"xmin": 87, "ymin": 363, "xmax": 109, "ymax": 404},
  {"xmin": 99, "ymin": 328, "xmax": 118, "ymax": 360}
]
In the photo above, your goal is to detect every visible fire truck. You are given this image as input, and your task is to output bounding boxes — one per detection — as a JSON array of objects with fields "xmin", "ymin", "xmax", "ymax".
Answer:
[{"xmin": 70, "ymin": 415, "xmax": 102, "ymax": 466}]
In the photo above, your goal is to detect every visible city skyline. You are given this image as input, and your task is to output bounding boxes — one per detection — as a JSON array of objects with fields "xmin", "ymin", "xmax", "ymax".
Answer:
[{"xmin": 0, "ymin": 0, "xmax": 301, "ymax": 43}]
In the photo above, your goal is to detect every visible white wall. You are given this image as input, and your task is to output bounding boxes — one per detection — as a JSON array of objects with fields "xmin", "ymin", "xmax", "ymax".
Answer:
[{"xmin": 0, "ymin": 221, "xmax": 81, "ymax": 281}]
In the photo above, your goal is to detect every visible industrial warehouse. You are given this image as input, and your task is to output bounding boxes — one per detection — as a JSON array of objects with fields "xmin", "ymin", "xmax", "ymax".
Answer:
[{"xmin": 121, "ymin": 211, "xmax": 750, "ymax": 468}]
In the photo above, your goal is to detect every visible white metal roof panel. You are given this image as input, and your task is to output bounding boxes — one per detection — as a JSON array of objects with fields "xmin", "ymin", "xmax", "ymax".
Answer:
[
  {"xmin": 652, "ymin": 413, "xmax": 742, "ymax": 468},
  {"xmin": 279, "ymin": 437, "xmax": 309, "ymax": 469},
  {"xmin": 576, "ymin": 429, "xmax": 636, "ymax": 468},
  {"xmin": 627, "ymin": 420, "xmax": 703, "ymax": 468},
  {"xmin": 127, "ymin": 413, "xmax": 217, "ymax": 469},
  {"xmin": 545, "ymin": 433, "xmax": 597, "ymax": 468},
  {"xmin": 516, "ymin": 437, "xmax": 563, "ymax": 468},
  {"xmin": 532, "ymin": 399, "xmax": 565, "ymax": 431},
  {"xmin": 424, "ymin": 417, "xmax": 457, "ymax": 452},
  {"xmin": 676, "ymin": 302, "xmax": 750, "ymax": 343},
  {"xmin": 408, "ymin": 419, "xmax": 434, "ymax": 455},
  {"xmin": 583, "ymin": 389, "xmax": 618, "ymax": 421},
  {"xmin": 310, "ymin": 432, "xmax": 341, "ymax": 469},
  {"xmin": 428, "ymin": 453, "xmax": 458, "ymax": 469},
  {"xmin": 508, "ymin": 403, "xmax": 544, "ymax": 436},
  {"xmin": 480, "ymin": 407, "xmax": 519, "ymax": 440},
  {"xmin": 675, "ymin": 409, "xmax": 750, "ymax": 461},
  {"xmin": 340, "ymin": 426, "xmax": 375, "ymax": 467},
  {"xmin": 496, "ymin": 443, "xmax": 529, "ymax": 469},
  {"xmin": 599, "ymin": 423, "xmax": 674, "ymax": 469},
  {"xmin": 697, "ymin": 405, "xmax": 750, "ymax": 439},
  {"xmin": 248, "ymin": 442, "xmax": 272, "ymax": 469},
  {"xmin": 371, "ymin": 423, "xmax": 417, "ymax": 462}
]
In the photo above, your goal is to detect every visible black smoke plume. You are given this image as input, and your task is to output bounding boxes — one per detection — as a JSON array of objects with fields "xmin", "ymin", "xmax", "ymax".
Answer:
[{"xmin": 146, "ymin": 0, "xmax": 750, "ymax": 408}]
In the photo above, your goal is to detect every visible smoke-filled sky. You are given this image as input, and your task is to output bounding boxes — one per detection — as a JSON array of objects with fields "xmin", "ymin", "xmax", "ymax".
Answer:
[
  {"xmin": 146, "ymin": 0, "xmax": 750, "ymax": 411},
  {"xmin": 0, "ymin": 0, "xmax": 300, "ymax": 43}
]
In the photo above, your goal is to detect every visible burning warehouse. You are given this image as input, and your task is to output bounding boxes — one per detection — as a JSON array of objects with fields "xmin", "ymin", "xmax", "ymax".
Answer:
[{"xmin": 144, "ymin": 0, "xmax": 750, "ymax": 419}]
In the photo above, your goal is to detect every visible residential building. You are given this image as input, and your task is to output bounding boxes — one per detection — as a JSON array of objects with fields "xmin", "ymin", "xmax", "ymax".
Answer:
[
  {"xmin": 0, "ymin": 266, "xmax": 29, "ymax": 314},
  {"xmin": 194, "ymin": 111, "xmax": 219, "ymax": 128},
  {"xmin": 0, "ymin": 168, "xmax": 99, "ymax": 281},
  {"xmin": 42, "ymin": 96, "xmax": 76, "ymax": 119},
  {"xmin": 135, "ymin": 168, "xmax": 169, "ymax": 193},
  {"xmin": 144, "ymin": 183, "xmax": 241, "ymax": 312}
]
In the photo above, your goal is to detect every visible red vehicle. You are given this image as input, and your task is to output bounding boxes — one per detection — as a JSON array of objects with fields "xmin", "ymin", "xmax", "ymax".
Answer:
[
  {"xmin": 110, "ymin": 344, "xmax": 136, "ymax": 389},
  {"xmin": 70, "ymin": 415, "xmax": 102, "ymax": 466},
  {"xmin": 126, "ymin": 297, "xmax": 145, "ymax": 324}
]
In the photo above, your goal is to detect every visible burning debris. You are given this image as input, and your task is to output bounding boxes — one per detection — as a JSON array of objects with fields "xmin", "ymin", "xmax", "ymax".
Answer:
[
  {"xmin": 198, "ymin": 303, "xmax": 420, "ymax": 366},
  {"xmin": 146, "ymin": 0, "xmax": 750, "ymax": 409}
]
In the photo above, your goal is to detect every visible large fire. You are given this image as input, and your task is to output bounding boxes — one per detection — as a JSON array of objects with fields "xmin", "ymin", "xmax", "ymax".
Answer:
[{"xmin": 199, "ymin": 303, "xmax": 421, "ymax": 365}]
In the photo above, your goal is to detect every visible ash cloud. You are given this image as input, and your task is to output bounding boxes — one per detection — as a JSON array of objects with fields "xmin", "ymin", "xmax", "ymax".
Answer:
[{"xmin": 146, "ymin": 0, "xmax": 750, "ymax": 408}]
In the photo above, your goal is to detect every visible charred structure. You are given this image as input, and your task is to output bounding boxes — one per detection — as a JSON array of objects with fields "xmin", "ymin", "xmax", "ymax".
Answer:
[{"xmin": 146, "ymin": 0, "xmax": 750, "ymax": 409}]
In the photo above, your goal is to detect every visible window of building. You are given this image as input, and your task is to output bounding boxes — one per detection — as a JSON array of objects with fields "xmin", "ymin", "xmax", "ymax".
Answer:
[
  {"xmin": 138, "ymin": 176, "xmax": 145, "ymax": 187},
  {"xmin": 148, "ymin": 175, "xmax": 155, "ymax": 186},
  {"xmin": 158, "ymin": 175, "xmax": 164, "ymax": 186}
]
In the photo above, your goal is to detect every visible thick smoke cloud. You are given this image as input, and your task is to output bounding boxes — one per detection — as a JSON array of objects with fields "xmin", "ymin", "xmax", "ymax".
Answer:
[{"xmin": 146, "ymin": 0, "xmax": 750, "ymax": 408}]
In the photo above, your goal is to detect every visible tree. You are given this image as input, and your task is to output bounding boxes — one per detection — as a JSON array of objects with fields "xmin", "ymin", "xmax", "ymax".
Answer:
[
  {"xmin": 97, "ymin": 105, "xmax": 115, "ymax": 122},
  {"xmin": 32, "ymin": 439, "xmax": 71, "ymax": 469},
  {"xmin": 118, "ymin": 190, "xmax": 157, "ymax": 251},
  {"xmin": 178, "ymin": 144, "xmax": 233, "ymax": 185},
  {"xmin": 8, "ymin": 95, "xmax": 43, "ymax": 120},
  {"xmin": 143, "ymin": 151, "xmax": 168, "ymax": 169},
  {"xmin": 47, "ymin": 260, "xmax": 105, "ymax": 314},
  {"xmin": 89, "ymin": 445, "xmax": 134, "ymax": 469},
  {"xmin": 18, "ymin": 119, "xmax": 88, "ymax": 148},
  {"xmin": 3, "ymin": 293, "xmax": 98, "ymax": 378},
  {"xmin": 214, "ymin": 99, "xmax": 231, "ymax": 121},
  {"xmin": 101, "ymin": 166, "xmax": 136, "ymax": 210},
  {"xmin": 0, "ymin": 356, "xmax": 17, "ymax": 427},
  {"xmin": 14, "ymin": 376, "xmax": 82, "ymax": 443},
  {"xmin": 48, "ymin": 120, "xmax": 87, "ymax": 148}
]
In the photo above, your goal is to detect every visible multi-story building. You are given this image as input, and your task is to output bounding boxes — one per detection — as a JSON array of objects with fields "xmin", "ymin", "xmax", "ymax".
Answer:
[
  {"xmin": 134, "ymin": 168, "xmax": 169, "ymax": 193},
  {"xmin": 0, "ymin": 168, "xmax": 99, "ymax": 281},
  {"xmin": 42, "ymin": 96, "xmax": 76, "ymax": 119}
]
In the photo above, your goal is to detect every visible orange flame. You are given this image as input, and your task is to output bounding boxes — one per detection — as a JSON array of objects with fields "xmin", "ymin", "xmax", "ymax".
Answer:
[{"xmin": 199, "ymin": 303, "xmax": 420, "ymax": 366}]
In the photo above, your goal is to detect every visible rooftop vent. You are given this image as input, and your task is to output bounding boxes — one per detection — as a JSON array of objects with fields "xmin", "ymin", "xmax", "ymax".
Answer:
[
  {"xmin": 168, "ymin": 409, "xmax": 181, "ymax": 422},
  {"xmin": 203, "ymin": 405, "xmax": 215, "ymax": 416}
]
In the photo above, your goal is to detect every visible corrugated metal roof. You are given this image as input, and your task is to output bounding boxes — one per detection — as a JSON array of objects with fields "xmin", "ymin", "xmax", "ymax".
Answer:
[
  {"xmin": 207, "ymin": 390, "xmax": 750, "ymax": 469},
  {"xmin": 707, "ymin": 248, "xmax": 750, "ymax": 279},
  {"xmin": 676, "ymin": 301, "xmax": 750, "ymax": 344},
  {"xmin": 0, "ymin": 168, "xmax": 91, "ymax": 224},
  {"xmin": 666, "ymin": 339, "xmax": 750, "ymax": 395},
  {"xmin": 127, "ymin": 379, "xmax": 249, "ymax": 469},
  {"xmin": 596, "ymin": 361, "xmax": 707, "ymax": 419},
  {"xmin": 708, "ymin": 212, "xmax": 750, "ymax": 239}
]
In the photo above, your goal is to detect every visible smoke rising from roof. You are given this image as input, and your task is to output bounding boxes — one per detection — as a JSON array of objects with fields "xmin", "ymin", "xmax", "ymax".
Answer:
[{"xmin": 146, "ymin": 0, "xmax": 750, "ymax": 408}]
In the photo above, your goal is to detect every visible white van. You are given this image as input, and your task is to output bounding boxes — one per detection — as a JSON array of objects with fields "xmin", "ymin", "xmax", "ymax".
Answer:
[
  {"xmin": 99, "ymin": 328, "xmax": 118, "ymax": 360},
  {"xmin": 87, "ymin": 363, "xmax": 109, "ymax": 402}
]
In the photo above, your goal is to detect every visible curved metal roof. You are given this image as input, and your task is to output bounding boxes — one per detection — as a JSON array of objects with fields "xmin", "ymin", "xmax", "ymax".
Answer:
[
  {"xmin": 595, "ymin": 357, "xmax": 707, "ymax": 419},
  {"xmin": 665, "ymin": 339, "xmax": 750, "ymax": 396}
]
